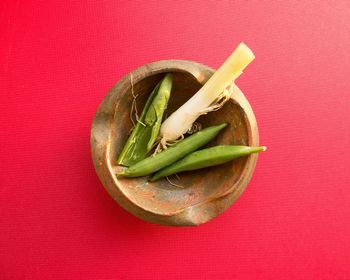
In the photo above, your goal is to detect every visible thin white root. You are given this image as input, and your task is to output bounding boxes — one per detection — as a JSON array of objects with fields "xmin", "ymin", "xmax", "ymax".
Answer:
[
  {"xmin": 187, "ymin": 122, "xmax": 202, "ymax": 134},
  {"xmin": 129, "ymin": 102, "xmax": 136, "ymax": 127},
  {"xmin": 197, "ymin": 87, "xmax": 232, "ymax": 115},
  {"xmin": 166, "ymin": 176, "xmax": 184, "ymax": 188},
  {"xmin": 152, "ymin": 142, "xmax": 163, "ymax": 156},
  {"xmin": 158, "ymin": 134, "xmax": 185, "ymax": 151},
  {"xmin": 129, "ymin": 73, "xmax": 141, "ymax": 128},
  {"xmin": 130, "ymin": 74, "xmax": 140, "ymax": 120},
  {"xmin": 136, "ymin": 119, "xmax": 146, "ymax": 127},
  {"xmin": 167, "ymin": 134, "xmax": 184, "ymax": 146},
  {"xmin": 160, "ymin": 138, "xmax": 168, "ymax": 150}
]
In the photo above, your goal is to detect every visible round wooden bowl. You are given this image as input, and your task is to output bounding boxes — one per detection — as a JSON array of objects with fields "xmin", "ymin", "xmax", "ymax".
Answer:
[{"xmin": 91, "ymin": 60, "xmax": 259, "ymax": 226}]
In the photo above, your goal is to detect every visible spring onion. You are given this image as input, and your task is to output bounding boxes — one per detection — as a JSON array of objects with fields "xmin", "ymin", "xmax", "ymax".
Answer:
[{"xmin": 159, "ymin": 43, "xmax": 255, "ymax": 147}]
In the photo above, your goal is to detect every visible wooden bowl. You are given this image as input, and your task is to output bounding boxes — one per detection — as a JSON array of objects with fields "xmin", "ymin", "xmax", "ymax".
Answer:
[{"xmin": 91, "ymin": 60, "xmax": 259, "ymax": 226}]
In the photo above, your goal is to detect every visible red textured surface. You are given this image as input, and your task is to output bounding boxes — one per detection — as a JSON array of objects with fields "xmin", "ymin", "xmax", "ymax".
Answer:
[{"xmin": 1, "ymin": 1, "xmax": 350, "ymax": 279}]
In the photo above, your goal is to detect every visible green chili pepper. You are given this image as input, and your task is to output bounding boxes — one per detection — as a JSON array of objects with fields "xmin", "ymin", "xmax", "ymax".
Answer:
[
  {"xmin": 118, "ymin": 123, "xmax": 228, "ymax": 178},
  {"xmin": 117, "ymin": 73, "xmax": 173, "ymax": 166},
  {"xmin": 150, "ymin": 145, "xmax": 266, "ymax": 181}
]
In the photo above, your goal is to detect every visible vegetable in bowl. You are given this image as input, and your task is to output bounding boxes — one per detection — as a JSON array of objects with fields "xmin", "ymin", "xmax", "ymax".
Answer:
[{"xmin": 116, "ymin": 42, "xmax": 265, "ymax": 184}]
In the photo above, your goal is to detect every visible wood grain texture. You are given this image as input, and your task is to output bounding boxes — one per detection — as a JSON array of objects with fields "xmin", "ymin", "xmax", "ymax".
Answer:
[{"xmin": 91, "ymin": 60, "xmax": 259, "ymax": 226}]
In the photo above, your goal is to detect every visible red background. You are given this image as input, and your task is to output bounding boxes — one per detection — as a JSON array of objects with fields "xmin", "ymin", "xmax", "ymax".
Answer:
[{"xmin": 1, "ymin": 1, "xmax": 350, "ymax": 279}]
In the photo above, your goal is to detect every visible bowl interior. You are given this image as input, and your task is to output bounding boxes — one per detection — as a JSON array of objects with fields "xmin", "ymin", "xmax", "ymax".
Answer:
[{"xmin": 109, "ymin": 71, "xmax": 250, "ymax": 215}]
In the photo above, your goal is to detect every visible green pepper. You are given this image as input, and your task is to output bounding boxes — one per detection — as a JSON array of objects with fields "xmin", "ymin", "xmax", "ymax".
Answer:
[
  {"xmin": 118, "ymin": 123, "xmax": 228, "ymax": 177},
  {"xmin": 150, "ymin": 145, "xmax": 266, "ymax": 181},
  {"xmin": 117, "ymin": 73, "xmax": 173, "ymax": 166}
]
